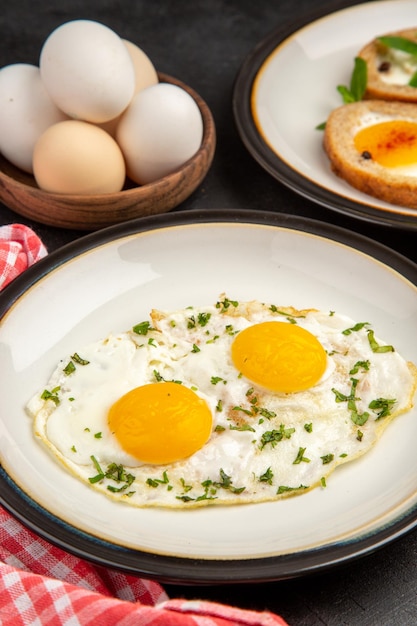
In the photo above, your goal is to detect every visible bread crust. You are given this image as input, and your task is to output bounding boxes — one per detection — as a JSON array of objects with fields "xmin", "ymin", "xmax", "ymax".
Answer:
[
  {"xmin": 359, "ymin": 28, "xmax": 417, "ymax": 103},
  {"xmin": 323, "ymin": 100, "xmax": 417, "ymax": 207}
]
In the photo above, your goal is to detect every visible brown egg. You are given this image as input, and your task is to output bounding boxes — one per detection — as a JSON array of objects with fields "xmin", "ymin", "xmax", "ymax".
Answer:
[{"xmin": 33, "ymin": 120, "xmax": 126, "ymax": 194}]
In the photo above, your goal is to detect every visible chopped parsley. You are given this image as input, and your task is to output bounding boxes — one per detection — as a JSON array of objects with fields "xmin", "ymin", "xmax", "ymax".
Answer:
[
  {"xmin": 211, "ymin": 376, "xmax": 226, "ymax": 385},
  {"xmin": 260, "ymin": 425, "xmax": 295, "ymax": 449},
  {"xmin": 342, "ymin": 321, "xmax": 370, "ymax": 336},
  {"xmin": 320, "ymin": 453, "xmax": 334, "ymax": 465},
  {"xmin": 332, "ymin": 377, "xmax": 370, "ymax": 426},
  {"xmin": 229, "ymin": 423, "xmax": 256, "ymax": 432},
  {"xmin": 146, "ymin": 470, "xmax": 171, "ymax": 488},
  {"xmin": 63, "ymin": 361, "xmax": 76, "ymax": 375},
  {"xmin": 293, "ymin": 447, "xmax": 310, "ymax": 464},
  {"xmin": 88, "ymin": 457, "xmax": 136, "ymax": 495},
  {"xmin": 175, "ymin": 468, "xmax": 245, "ymax": 502},
  {"xmin": 216, "ymin": 297, "xmax": 239, "ymax": 312},
  {"xmin": 367, "ymin": 330, "xmax": 394, "ymax": 353},
  {"xmin": 71, "ymin": 353, "xmax": 90, "ymax": 366},
  {"xmin": 259, "ymin": 467, "xmax": 274, "ymax": 484},
  {"xmin": 277, "ymin": 484, "xmax": 308, "ymax": 495},
  {"xmin": 41, "ymin": 387, "xmax": 61, "ymax": 405},
  {"xmin": 349, "ymin": 360, "xmax": 370, "ymax": 375},
  {"xmin": 369, "ymin": 397, "xmax": 396, "ymax": 419},
  {"xmin": 132, "ymin": 321, "xmax": 153, "ymax": 335}
]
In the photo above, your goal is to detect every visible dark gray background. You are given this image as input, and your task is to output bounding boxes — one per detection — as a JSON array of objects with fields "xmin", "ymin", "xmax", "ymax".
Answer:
[{"xmin": 1, "ymin": 1, "xmax": 416, "ymax": 624}]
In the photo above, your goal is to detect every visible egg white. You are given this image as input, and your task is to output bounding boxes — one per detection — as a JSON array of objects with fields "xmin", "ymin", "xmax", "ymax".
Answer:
[{"xmin": 27, "ymin": 297, "xmax": 417, "ymax": 508}]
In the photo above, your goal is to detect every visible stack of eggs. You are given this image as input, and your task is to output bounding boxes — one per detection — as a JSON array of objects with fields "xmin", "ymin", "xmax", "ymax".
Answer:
[{"xmin": 0, "ymin": 20, "xmax": 204, "ymax": 194}]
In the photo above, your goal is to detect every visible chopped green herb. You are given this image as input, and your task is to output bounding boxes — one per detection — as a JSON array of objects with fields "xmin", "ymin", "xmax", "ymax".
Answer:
[
  {"xmin": 94, "ymin": 432, "xmax": 102, "ymax": 439},
  {"xmin": 89, "ymin": 455, "xmax": 105, "ymax": 483},
  {"xmin": 260, "ymin": 425, "xmax": 295, "ymax": 449},
  {"xmin": 146, "ymin": 470, "xmax": 170, "ymax": 488},
  {"xmin": 259, "ymin": 407, "xmax": 276, "ymax": 420},
  {"xmin": 332, "ymin": 377, "xmax": 369, "ymax": 426},
  {"xmin": 357, "ymin": 430, "xmax": 364, "ymax": 442},
  {"xmin": 320, "ymin": 453, "xmax": 334, "ymax": 465},
  {"xmin": 132, "ymin": 321, "xmax": 153, "ymax": 335},
  {"xmin": 378, "ymin": 35, "xmax": 417, "ymax": 56},
  {"xmin": 369, "ymin": 397, "xmax": 396, "ymax": 419},
  {"xmin": 342, "ymin": 322, "xmax": 370, "ymax": 335},
  {"xmin": 337, "ymin": 57, "xmax": 367, "ymax": 103},
  {"xmin": 349, "ymin": 360, "xmax": 370, "ymax": 375},
  {"xmin": 259, "ymin": 467, "xmax": 274, "ymax": 484},
  {"xmin": 213, "ymin": 468, "xmax": 245, "ymax": 494},
  {"xmin": 229, "ymin": 423, "xmax": 256, "ymax": 432},
  {"xmin": 71, "ymin": 353, "xmax": 90, "ymax": 366},
  {"xmin": 233, "ymin": 405, "xmax": 254, "ymax": 416},
  {"xmin": 63, "ymin": 361, "xmax": 76, "ymax": 375},
  {"xmin": 277, "ymin": 484, "xmax": 308, "ymax": 495},
  {"xmin": 293, "ymin": 447, "xmax": 310, "ymax": 464},
  {"xmin": 191, "ymin": 344, "xmax": 201, "ymax": 353},
  {"xmin": 216, "ymin": 297, "xmax": 239, "ymax": 312},
  {"xmin": 304, "ymin": 422, "xmax": 313, "ymax": 433},
  {"xmin": 41, "ymin": 387, "xmax": 60, "ymax": 405},
  {"xmin": 367, "ymin": 330, "xmax": 394, "ymax": 353},
  {"xmin": 320, "ymin": 477, "xmax": 327, "ymax": 488},
  {"xmin": 211, "ymin": 376, "xmax": 226, "ymax": 385},
  {"xmin": 198, "ymin": 312, "xmax": 211, "ymax": 326},
  {"xmin": 214, "ymin": 424, "xmax": 225, "ymax": 432}
]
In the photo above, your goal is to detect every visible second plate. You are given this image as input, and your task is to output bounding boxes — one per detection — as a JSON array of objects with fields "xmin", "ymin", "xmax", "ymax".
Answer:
[{"xmin": 233, "ymin": 0, "xmax": 417, "ymax": 230}]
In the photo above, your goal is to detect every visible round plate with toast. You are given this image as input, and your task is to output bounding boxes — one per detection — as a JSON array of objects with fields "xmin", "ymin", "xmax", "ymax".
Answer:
[{"xmin": 233, "ymin": 0, "xmax": 417, "ymax": 230}]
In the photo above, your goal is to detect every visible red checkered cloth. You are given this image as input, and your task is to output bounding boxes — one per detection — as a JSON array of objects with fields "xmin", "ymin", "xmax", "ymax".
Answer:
[
  {"xmin": 0, "ymin": 224, "xmax": 289, "ymax": 625},
  {"xmin": 0, "ymin": 223, "xmax": 48, "ymax": 290},
  {"xmin": 0, "ymin": 507, "xmax": 288, "ymax": 625}
]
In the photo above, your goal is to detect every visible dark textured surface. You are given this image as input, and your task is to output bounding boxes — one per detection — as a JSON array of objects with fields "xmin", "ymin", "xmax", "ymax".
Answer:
[{"xmin": 1, "ymin": 1, "xmax": 416, "ymax": 624}]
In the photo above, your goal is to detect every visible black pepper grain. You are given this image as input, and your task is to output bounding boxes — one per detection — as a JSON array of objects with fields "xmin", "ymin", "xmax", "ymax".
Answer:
[{"xmin": 378, "ymin": 61, "xmax": 391, "ymax": 72}]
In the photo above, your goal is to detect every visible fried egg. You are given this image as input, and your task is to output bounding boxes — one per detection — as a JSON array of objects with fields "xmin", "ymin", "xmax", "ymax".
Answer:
[{"xmin": 27, "ymin": 296, "xmax": 417, "ymax": 508}]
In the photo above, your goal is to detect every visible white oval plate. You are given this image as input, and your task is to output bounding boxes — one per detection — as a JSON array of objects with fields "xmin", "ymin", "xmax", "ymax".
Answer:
[
  {"xmin": 233, "ymin": 0, "xmax": 417, "ymax": 229},
  {"xmin": 0, "ymin": 209, "xmax": 416, "ymax": 583}
]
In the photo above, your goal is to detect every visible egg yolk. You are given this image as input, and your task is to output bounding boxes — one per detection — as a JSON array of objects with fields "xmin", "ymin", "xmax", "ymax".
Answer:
[
  {"xmin": 108, "ymin": 382, "xmax": 212, "ymax": 465},
  {"xmin": 231, "ymin": 321, "xmax": 327, "ymax": 393},
  {"xmin": 354, "ymin": 120, "xmax": 417, "ymax": 167}
]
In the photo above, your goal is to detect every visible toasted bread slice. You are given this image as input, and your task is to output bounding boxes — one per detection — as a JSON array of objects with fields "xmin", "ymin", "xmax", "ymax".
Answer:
[
  {"xmin": 359, "ymin": 28, "xmax": 417, "ymax": 103},
  {"xmin": 323, "ymin": 100, "xmax": 417, "ymax": 207}
]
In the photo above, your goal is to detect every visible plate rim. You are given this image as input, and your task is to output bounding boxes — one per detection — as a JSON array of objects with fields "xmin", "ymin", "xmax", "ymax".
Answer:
[
  {"xmin": 1, "ymin": 207, "xmax": 416, "ymax": 584},
  {"xmin": 232, "ymin": 0, "xmax": 417, "ymax": 231}
]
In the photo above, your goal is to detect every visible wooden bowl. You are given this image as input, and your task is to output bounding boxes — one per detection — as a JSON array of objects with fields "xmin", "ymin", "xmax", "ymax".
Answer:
[{"xmin": 0, "ymin": 74, "xmax": 216, "ymax": 230}]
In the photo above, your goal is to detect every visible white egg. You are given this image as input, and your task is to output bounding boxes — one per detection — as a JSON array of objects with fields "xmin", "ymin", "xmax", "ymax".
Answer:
[
  {"xmin": 27, "ymin": 297, "xmax": 417, "ymax": 509},
  {"xmin": 39, "ymin": 20, "xmax": 135, "ymax": 123},
  {"xmin": 116, "ymin": 82, "xmax": 203, "ymax": 184},
  {"xmin": 0, "ymin": 63, "xmax": 67, "ymax": 173}
]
